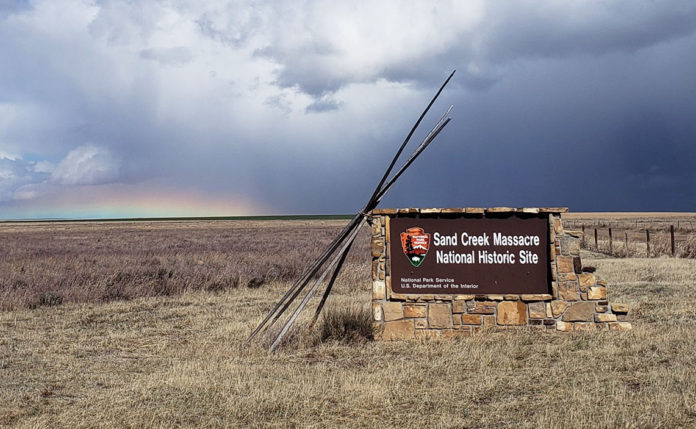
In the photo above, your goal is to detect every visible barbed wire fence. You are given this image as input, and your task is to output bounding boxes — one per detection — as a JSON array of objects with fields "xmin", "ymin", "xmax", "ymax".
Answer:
[{"xmin": 564, "ymin": 220, "xmax": 696, "ymax": 258}]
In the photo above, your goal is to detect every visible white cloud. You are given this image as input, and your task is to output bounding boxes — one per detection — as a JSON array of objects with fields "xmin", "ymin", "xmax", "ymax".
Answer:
[
  {"xmin": 0, "ymin": 145, "xmax": 119, "ymax": 203},
  {"xmin": 33, "ymin": 160, "xmax": 55, "ymax": 174},
  {"xmin": 0, "ymin": 156, "xmax": 46, "ymax": 202},
  {"xmin": 12, "ymin": 183, "xmax": 40, "ymax": 200},
  {"xmin": 251, "ymin": 1, "xmax": 485, "ymax": 95},
  {"xmin": 139, "ymin": 47, "xmax": 194, "ymax": 66},
  {"xmin": 220, "ymin": 0, "xmax": 696, "ymax": 95},
  {"xmin": 0, "ymin": 168, "xmax": 14, "ymax": 180},
  {"xmin": 51, "ymin": 144, "xmax": 120, "ymax": 186}
]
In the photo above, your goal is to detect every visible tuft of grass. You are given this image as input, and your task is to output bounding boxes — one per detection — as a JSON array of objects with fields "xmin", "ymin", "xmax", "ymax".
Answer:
[
  {"xmin": 257, "ymin": 322, "xmax": 306, "ymax": 351},
  {"xmin": 679, "ymin": 235, "xmax": 696, "ymax": 258},
  {"xmin": 246, "ymin": 277, "xmax": 266, "ymax": 289},
  {"xmin": 27, "ymin": 292, "xmax": 64, "ymax": 309},
  {"xmin": 318, "ymin": 303, "xmax": 374, "ymax": 344}
]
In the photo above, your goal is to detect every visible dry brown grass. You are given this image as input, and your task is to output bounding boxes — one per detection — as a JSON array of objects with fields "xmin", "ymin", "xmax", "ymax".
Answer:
[
  {"xmin": 0, "ymin": 220, "xmax": 369, "ymax": 311},
  {"xmin": 564, "ymin": 213, "xmax": 696, "ymax": 258},
  {"xmin": 1, "ymin": 219, "xmax": 696, "ymax": 427},
  {"xmin": 564, "ymin": 212, "xmax": 696, "ymax": 219}
]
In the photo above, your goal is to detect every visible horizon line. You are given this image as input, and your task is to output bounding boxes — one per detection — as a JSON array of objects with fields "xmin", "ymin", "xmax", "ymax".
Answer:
[
  {"xmin": 2, "ymin": 210, "xmax": 696, "ymax": 223},
  {"xmin": 0, "ymin": 213, "xmax": 355, "ymax": 223}
]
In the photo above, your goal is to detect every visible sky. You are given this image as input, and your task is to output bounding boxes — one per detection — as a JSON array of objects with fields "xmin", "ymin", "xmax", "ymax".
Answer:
[{"xmin": 1, "ymin": 0, "xmax": 695, "ymax": 219}]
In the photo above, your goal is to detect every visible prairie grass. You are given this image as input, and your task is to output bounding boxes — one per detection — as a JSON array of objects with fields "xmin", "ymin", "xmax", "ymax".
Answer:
[
  {"xmin": 0, "ymin": 220, "xmax": 369, "ymax": 311},
  {"xmin": 1, "ymin": 220, "xmax": 696, "ymax": 427},
  {"xmin": 564, "ymin": 213, "xmax": 696, "ymax": 258}
]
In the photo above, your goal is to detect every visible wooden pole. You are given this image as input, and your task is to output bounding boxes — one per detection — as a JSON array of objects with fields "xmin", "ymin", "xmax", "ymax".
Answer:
[
  {"xmin": 594, "ymin": 228, "xmax": 598, "ymax": 249},
  {"xmin": 670, "ymin": 225, "xmax": 675, "ymax": 257},
  {"xmin": 245, "ymin": 214, "xmax": 362, "ymax": 345},
  {"xmin": 245, "ymin": 72, "xmax": 456, "ymax": 348},
  {"xmin": 270, "ymin": 224, "xmax": 363, "ymax": 352},
  {"xmin": 267, "ymin": 115, "xmax": 453, "ymax": 334},
  {"xmin": 581, "ymin": 225, "xmax": 585, "ymax": 247},
  {"xmin": 250, "ymin": 77, "xmax": 457, "ymax": 350},
  {"xmin": 608, "ymin": 227, "xmax": 613, "ymax": 254},
  {"xmin": 366, "ymin": 71, "xmax": 455, "ymax": 205},
  {"xmin": 308, "ymin": 111, "xmax": 453, "ymax": 329},
  {"xmin": 265, "ymin": 114, "xmax": 454, "ymax": 340},
  {"xmin": 646, "ymin": 229, "xmax": 650, "ymax": 257},
  {"xmin": 625, "ymin": 231, "xmax": 628, "ymax": 250}
]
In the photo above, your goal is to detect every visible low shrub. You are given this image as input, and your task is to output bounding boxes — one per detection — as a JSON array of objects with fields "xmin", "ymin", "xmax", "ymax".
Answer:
[
  {"xmin": 28, "ymin": 292, "xmax": 64, "ymax": 309},
  {"xmin": 678, "ymin": 236, "xmax": 696, "ymax": 258},
  {"xmin": 318, "ymin": 303, "xmax": 373, "ymax": 344},
  {"xmin": 246, "ymin": 277, "xmax": 266, "ymax": 289}
]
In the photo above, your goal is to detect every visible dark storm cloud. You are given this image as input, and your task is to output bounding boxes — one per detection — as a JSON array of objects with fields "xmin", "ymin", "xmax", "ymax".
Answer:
[
  {"xmin": 380, "ymin": 38, "xmax": 696, "ymax": 212},
  {"xmin": 481, "ymin": 2, "xmax": 696, "ymax": 61},
  {"xmin": 1, "ymin": 0, "xmax": 695, "ymax": 218},
  {"xmin": 255, "ymin": 1, "xmax": 696, "ymax": 97}
]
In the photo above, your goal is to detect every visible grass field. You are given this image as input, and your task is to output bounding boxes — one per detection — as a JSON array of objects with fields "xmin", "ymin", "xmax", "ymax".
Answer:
[
  {"xmin": 564, "ymin": 213, "xmax": 696, "ymax": 258},
  {"xmin": 0, "ymin": 219, "xmax": 369, "ymax": 311},
  {"xmin": 1, "ymin": 217, "xmax": 696, "ymax": 427}
]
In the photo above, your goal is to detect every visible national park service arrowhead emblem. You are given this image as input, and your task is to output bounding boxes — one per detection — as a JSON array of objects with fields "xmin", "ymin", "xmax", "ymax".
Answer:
[{"xmin": 400, "ymin": 227, "xmax": 431, "ymax": 267}]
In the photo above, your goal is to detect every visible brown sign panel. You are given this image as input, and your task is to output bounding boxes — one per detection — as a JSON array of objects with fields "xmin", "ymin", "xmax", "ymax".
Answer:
[{"xmin": 389, "ymin": 214, "xmax": 549, "ymax": 295}]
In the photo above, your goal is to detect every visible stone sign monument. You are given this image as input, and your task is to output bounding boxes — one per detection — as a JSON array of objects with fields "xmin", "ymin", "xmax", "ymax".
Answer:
[{"xmin": 369, "ymin": 207, "xmax": 632, "ymax": 340}]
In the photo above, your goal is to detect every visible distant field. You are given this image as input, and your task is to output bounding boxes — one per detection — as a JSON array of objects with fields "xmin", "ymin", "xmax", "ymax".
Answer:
[
  {"xmin": 1, "ymin": 213, "xmax": 694, "ymax": 310},
  {"xmin": 0, "ymin": 214, "xmax": 354, "ymax": 223},
  {"xmin": 1, "ymin": 215, "xmax": 696, "ymax": 427},
  {"xmin": 565, "ymin": 212, "xmax": 696, "ymax": 219},
  {"xmin": 0, "ymin": 219, "xmax": 368, "ymax": 311},
  {"xmin": 563, "ymin": 213, "xmax": 696, "ymax": 258}
]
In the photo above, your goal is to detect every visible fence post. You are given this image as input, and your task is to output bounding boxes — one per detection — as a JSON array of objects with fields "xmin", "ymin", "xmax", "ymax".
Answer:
[
  {"xmin": 581, "ymin": 225, "xmax": 585, "ymax": 247},
  {"xmin": 646, "ymin": 229, "xmax": 650, "ymax": 257},
  {"xmin": 594, "ymin": 228, "xmax": 598, "ymax": 250},
  {"xmin": 608, "ymin": 227, "xmax": 613, "ymax": 254},
  {"xmin": 625, "ymin": 231, "xmax": 628, "ymax": 250},
  {"xmin": 670, "ymin": 225, "xmax": 675, "ymax": 257}
]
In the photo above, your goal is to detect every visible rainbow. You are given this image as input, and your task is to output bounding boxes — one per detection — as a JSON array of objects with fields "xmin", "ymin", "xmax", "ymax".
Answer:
[{"xmin": 0, "ymin": 183, "xmax": 267, "ymax": 220}]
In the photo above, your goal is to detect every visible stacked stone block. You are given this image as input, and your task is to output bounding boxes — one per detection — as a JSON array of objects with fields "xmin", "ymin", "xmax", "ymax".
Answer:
[{"xmin": 370, "ymin": 207, "xmax": 632, "ymax": 340}]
